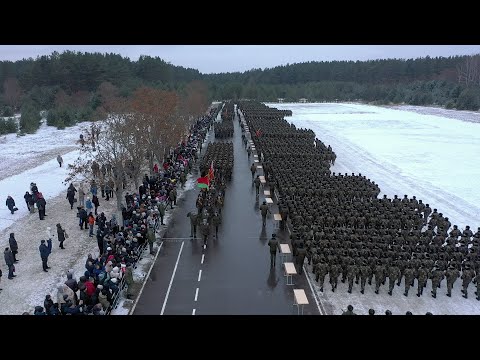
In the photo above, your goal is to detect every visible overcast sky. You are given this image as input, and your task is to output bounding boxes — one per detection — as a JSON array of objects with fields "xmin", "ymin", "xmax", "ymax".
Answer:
[{"xmin": 0, "ymin": 45, "xmax": 479, "ymax": 74}]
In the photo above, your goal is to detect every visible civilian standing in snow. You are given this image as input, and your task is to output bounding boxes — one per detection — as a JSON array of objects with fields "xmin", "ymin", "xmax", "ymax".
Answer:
[
  {"xmin": 0, "ymin": 268, "xmax": 2, "ymax": 290},
  {"xmin": 88, "ymin": 212, "xmax": 95, "ymax": 237},
  {"xmin": 36, "ymin": 192, "xmax": 46, "ymax": 220},
  {"xmin": 4, "ymin": 247, "xmax": 16, "ymax": 279},
  {"xmin": 66, "ymin": 186, "xmax": 76, "ymax": 210},
  {"xmin": 85, "ymin": 197, "xmax": 93, "ymax": 215},
  {"xmin": 39, "ymin": 239, "xmax": 52, "ymax": 272},
  {"xmin": 5, "ymin": 195, "xmax": 17, "ymax": 214},
  {"xmin": 92, "ymin": 194, "xmax": 100, "ymax": 215},
  {"xmin": 78, "ymin": 185, "xmax": 85, "ymax": 208},
  {"xmin": 8, "ymin": 233, "xmax": 19, "ymax": 262},
  {"xmin": 24, "ymin": 191, "xmax": 33, "ymax": 212},
  {"xmin": 56, "ymin": 223, "xmax": 66, "ymax": 249},
  {"xmin": 57, "ymin": 154, "xmax": 63, "ymax": 167},
  {"xmin": 77, "ymin": 206, "xmax": 88, "ymax": 230}
]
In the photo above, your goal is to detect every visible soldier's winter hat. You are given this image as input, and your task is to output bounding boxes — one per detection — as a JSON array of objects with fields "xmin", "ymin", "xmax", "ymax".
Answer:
[{"xmin": 271, "ymin": 234, "xmax": 276, "ymax": 238}]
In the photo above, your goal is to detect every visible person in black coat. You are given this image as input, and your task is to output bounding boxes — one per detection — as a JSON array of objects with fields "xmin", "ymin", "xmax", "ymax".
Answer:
[
  {"xmin": 34, "ymin": 306, "xmax": 46, "ymax": 315},
  {"xmin": 5, "ymin": 195, "xmax": 16, "ymax": 214},
  {"xmin": 92, "ymin": 195, "xmax": 100, "ymax": 215},
  {"xmin": 36, "ymin": 194, "xmax": 46, "ymax": 220},
  {"xmin": 24, "ymin": 192, "xmax": 33, "ymax": 212},
  {"xmin": 39, "ymin": 239, "xmax": 52, "ymax": 272},
  {"xmin": 8, "ymin": 233, "xmax": 19, "ymax": 262},
  {"xmin": 77, "ymin": 206, "xmax": 88, "ymax": 230},
  {"xmin": 44, "ymin": 294, "xmax": 54, "ymax": 313},
  {"xmin": 66, "ymin": 188, "xmax": 76, "ymax": 210},
  {"xmin": 4, "ymin": 247, "xmax": 16, "ymax": 279},
  {"xmin": 56, "ymin": 223, "xmax": 66, "ymax": 249}
]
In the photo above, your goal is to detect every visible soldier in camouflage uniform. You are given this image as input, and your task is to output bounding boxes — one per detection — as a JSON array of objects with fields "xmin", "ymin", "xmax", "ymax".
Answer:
[
  {"xmin": 346, "ymin": 260, "xmax": 359, "ymax": 293},
  {"xmin": 403, "ymin": 264, "xmax": 416, "ymax": 296},
  {"xmin": 387, "ymin": 262, "xmax": 400, "ymax": 296},
  {"xmin": 254, "ymin": 175, "xmax": 261, "ymax": 196},
  {"xmin": 445, "ymin": 264, "xmax": 460, "ymax": 297},
  {"xmin": 474, "ymin": 271, "xmax": 480, "ymax": 301},
  {"xmin": 187, "ymin": 211, "xmax": 198, "ymax": 238},
  {"xmin": 461, "ymin": 264, "xmax": 475, "ymax": 299},
  {"xmin": 359, "ymin": 259, "xmax": 371, "ymax": 294},
  {"xmin": 374, "ymin": 260, "xmax": 386, "ymax": 294},
  {"xmin": 315, "ymin": 258, "xmax": 329, "ymax": 292},
  {"xmin": 259, "ymin": 200, "xmax": 270, "ymax": 227},
  {"xmin": 329, "ymin": 260, "xmax": 341, "ymax": 292},
  {"xmin": 416, "ymin": 264, "xmax": 428, "ymax": 297},
  {"xmin": 250, "ymin": 163, "xmax": 257, "ymax": 179},
  {"xmin": 430, "ymin": 267, "xmax": 444, "ymax": 298},
  {"xmin": 267, "ymin": 233, "xmax": 279, "ymax": 268},
  {"xmin": 211, "ymin": 211, "xmax": 222, "ymax": 237}
]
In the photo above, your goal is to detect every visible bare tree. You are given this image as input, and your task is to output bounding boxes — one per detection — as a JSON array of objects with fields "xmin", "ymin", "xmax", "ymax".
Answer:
[
  {"xmin": 130, "ymin": 87, "xmax": 180, "ymax": 172},
  {"xmin": 457, "ymin": 55, "xmax": 480, "ymax": 87},
  {"xmin": 65, "ymin": 97, "xmax": 132, "ymax": 218},
  {"xmin": 3, "ymin": 77, "xmax": 23, "ymax": 111}
]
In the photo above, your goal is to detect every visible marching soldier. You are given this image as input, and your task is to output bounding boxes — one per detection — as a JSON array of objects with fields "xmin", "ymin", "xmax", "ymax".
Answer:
[
  {"xmin": 267, "ymin": 233, "xmax": 279, "ymax": 268},
  {"xmin": 445, "ymin": 264, "xmax": 460, "ymax": 297}
]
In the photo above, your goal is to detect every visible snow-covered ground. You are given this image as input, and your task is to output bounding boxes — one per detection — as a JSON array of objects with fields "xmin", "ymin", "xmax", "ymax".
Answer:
[
  {"xmin": 0, "ymin": 116, "xmax": 204, "ymax": 315},
  {"xmin": 266, "ymin": 102, "xmax": 480, "ymax": 315},
  {"xmin": 267, "ymin": 102, "xmax": 480, "ymax": 230},
  {"xmin": 0, "ymin": 119, "xmax": 82, "ymax": 181}
]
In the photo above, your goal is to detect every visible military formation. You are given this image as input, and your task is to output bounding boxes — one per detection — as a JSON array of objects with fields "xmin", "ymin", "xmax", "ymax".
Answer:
[
  {"xmin": 239, "ymin": 101, "xmax": 480, "ymax": 301},
  {"xmin": 213, "ymin": 101, "xmax": 235, "ymax": 139}
]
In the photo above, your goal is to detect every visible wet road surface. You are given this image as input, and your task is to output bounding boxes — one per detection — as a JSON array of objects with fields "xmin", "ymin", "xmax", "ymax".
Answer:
[{"xmin": 133, "ymin": 108, "xmax": 321, "ymax": 315}]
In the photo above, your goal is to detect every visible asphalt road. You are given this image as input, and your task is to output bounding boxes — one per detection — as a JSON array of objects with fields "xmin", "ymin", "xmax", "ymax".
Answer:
[{"xmin": 133, "ymin": 108, "xmax": 320, "ymax": 315}]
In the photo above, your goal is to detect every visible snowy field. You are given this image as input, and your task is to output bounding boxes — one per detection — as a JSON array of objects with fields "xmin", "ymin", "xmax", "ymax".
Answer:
[
  {"xmin": 266, "ymin": 102, "xmax": 480, "ymax": 315},
  {"xmin": 266, "ymin": 102, "xmax": 480, "ymax": 230}
]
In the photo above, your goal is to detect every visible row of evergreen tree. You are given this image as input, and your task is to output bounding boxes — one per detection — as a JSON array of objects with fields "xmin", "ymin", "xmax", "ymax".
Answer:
[{"xmin": 1, "ymin": 51, "xmax": 479, "ymax": 134}]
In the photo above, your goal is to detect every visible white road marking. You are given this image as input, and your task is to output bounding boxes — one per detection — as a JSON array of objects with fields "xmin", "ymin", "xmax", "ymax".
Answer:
[
  {"xmin": 192, "ymin": 309, "xmax": 196, "ymax": 315},
  {"xmin": 201, "ymin": 254, "xmax": 205, "ymax": 264},
  {"xmin": 130, "ymin": 242, "xmax": 163, "ymax": 315},
  {"xmin": 198, "ymin": 269, "xmax": 202, "ymax": 282},
  {"xmin": 194, "ymin": 287, "xmax": 199, "ymax": 302},
  {"xmin": 303, "ymin": 264, "xmax": 325, "ymax": 315},
  {"xmin": 160, "ymin": 241, "xmax": 185, "ymax": 315}
]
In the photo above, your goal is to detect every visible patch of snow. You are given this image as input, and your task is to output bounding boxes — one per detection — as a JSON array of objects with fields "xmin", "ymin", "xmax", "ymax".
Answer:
[{"xmin": 266, "ymin": 102, "xmax": 480, "ymax": 315}]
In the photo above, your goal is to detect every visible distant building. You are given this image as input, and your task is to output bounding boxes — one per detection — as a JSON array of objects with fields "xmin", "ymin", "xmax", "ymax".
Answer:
[
  {"xmin": 277, "ymin": 98, "xmax": 285, "ymax": 103},
  {"xmin": 299, "ymin": 98, "xmax": 307, "ymax": 103}
]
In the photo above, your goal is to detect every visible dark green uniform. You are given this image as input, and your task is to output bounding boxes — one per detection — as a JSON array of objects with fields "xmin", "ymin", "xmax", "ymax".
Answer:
[
  {"xmin": 315, "ymin": 261, "xmax": 329, "ymax": 291},
  {"xmin": 461, "ymin": 267, "xmax": 475, "ymax": 298},
  {"xmin": 211, "ymin": 213, "xmax": 222, "ymax": 237},
  {"xmin": 259, "ymin": 203, "xmax": 270, "ymax": 226},
  {"xmin": 388, "ymin": 265, "xmax": 400, "ymax": 295},
  {"xmin": 417, "ymin": 267, "xmax": 428, "ymax": 297},
  {"xmin": 347, "ymin": 264, "xmax": 359, "ymax": 293},
  {"xmin": 187, "ymin": 211, "xmax": 198, "ymax": 238},
  {"xmin": 430, "ymin": 268, "xmax": 444, "ymax": 298},
  {"xmin": 296, "ymin": 247, "xmax": 307, "ymax": 275},
  {"xmin": 267, "ymin": 236, "xmax": 278, "ymax": 267},
  {"xmin": 403, "ymin": 267, "xmax": 415, "ymax": 296},
  {"xmin": 445, "ymin": 266, "xmax": 460, "ymax": 297},
  {"xmin": 359, "ymin": 263, "xmax": 371, "ymax": 294}
]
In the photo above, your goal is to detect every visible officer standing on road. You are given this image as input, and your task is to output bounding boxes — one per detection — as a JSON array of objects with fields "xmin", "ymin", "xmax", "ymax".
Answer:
[
  {"xmin": 254, "ymin": 175, "xmax": 261, "ymax": 196},
  {"xmin": 259, "ymin": 200, "xmax": 270, "ymax": 227},
  {"xmin": 250, "ymin": 163, "xmax": 256, "ymax": 179},
  {"xmin": 187, "ymin": 211, "xmax": 198, "ymax": 238},
  {"xmin": 267, "ymin": 233, "xmax": 279, "ymax": 268}
]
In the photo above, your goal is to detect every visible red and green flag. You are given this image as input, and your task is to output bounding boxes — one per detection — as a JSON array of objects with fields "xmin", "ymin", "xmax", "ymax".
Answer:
[{"xmin": 197, "ymin": 176, "xmax": 209, "ymax": 189}]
